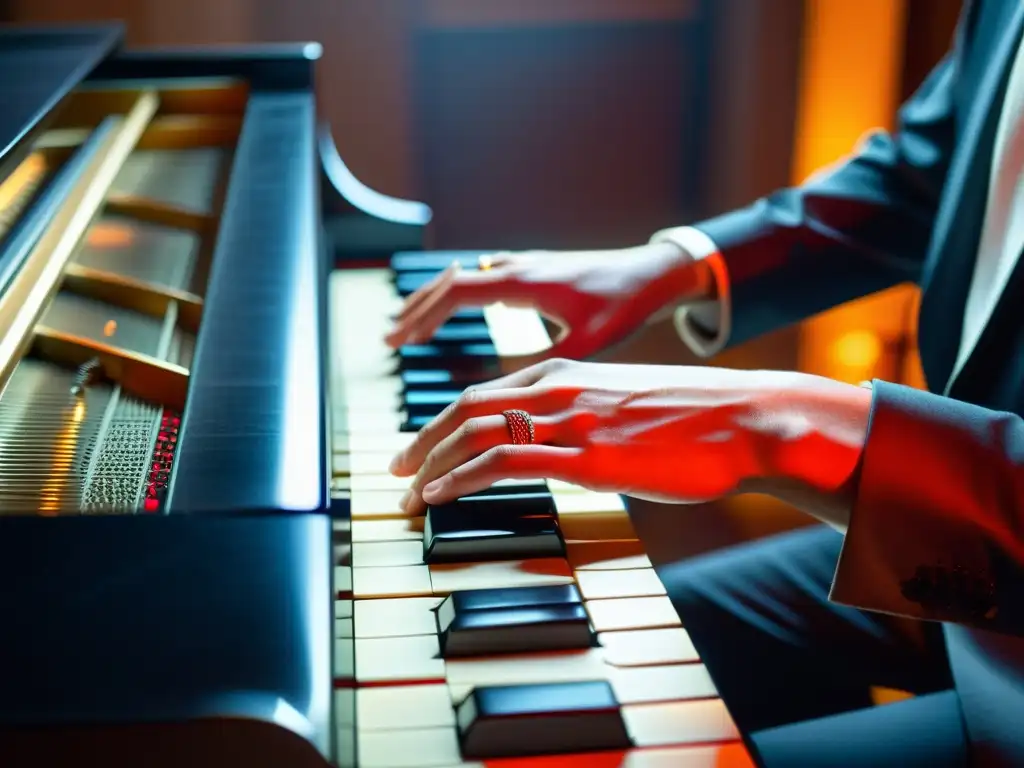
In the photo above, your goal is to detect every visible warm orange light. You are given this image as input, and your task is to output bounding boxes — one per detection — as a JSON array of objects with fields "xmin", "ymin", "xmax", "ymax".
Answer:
[
  {"xmin": 830, "ymin": 330, "xmax": 882, "ymax": 369},
  {"xmin": 0, "ymin": 153, "xmax": 45, "ymax": 211},
  {"xmin": 103, "ymin": 320, "xmax": 118, "ymax": 338},
  {"xmin": 38, "ymin": 398, "xmax": 87, "ymax": 516},
  {"xmin": 86, "ymin": 220, "xmax": 135, "ymax": 249},
  {"xmin": 792, "ymin": 0, "xmax": 915, "ymax": 382}
]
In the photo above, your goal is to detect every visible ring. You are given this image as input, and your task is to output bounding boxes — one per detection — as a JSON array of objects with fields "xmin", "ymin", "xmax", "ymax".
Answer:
[
  {"xmin": 478, "ymin": 254, "xmax": 493, "ymax": 271},
  {"xmin": 502, "ymin": 409, "xmax": 535, "ymax": 445}
]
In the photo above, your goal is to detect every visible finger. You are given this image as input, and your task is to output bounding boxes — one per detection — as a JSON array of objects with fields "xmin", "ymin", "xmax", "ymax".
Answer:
[
  {"xmin": 420, "ymin": 444, "xmax": 584, "ymax": 505},
  {"xmin": 399, "ymin": 413, "xmax": 559, "ymax": 514},
  {"xmin": 397, "ymin": 262, "xmax": 459, "ymax": 321},
  {"xmin": 463, "ymin": 357, "xmax": 566, "ymax": 393},
  {"xmin": 386, "ymin": 263, "xmax": 459, "ymax": 346},
  {"xmin": 405, "ymin": 271, "xmax": 547, "ymax": 343},
  {"xmin": 477, "ymin": 251, "xmax": 514, "ymax": 270},
  {"xmin": 389, "ymin": 386, "xmax": 559, "ymax": 476}
]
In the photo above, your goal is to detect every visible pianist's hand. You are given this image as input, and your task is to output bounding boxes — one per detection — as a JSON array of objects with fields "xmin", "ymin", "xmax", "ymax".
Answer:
[
  {"xmin": 390, "ymin": 358, "xmax": 872, "ymax": 521},
  {"xmin": 385, "ymin": 242, "xmax": 714, "ymax": 360}
]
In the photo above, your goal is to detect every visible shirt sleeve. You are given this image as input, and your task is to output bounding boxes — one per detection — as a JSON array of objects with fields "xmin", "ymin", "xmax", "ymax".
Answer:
[{"xmin": 648, "ymin": 225, "xmax": 732, "ymax": 358}]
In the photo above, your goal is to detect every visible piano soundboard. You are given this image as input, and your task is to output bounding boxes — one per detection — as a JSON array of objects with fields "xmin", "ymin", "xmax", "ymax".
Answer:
[{"xmin": 329, "ymin": 258, "xmax": 754, "ymax": 767}]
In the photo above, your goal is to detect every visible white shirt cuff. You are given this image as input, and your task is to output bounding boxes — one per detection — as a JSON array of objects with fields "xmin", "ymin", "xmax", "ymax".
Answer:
[{"xmin": 648, "ymin": 226, "xmax": 732, "ymax": 358}]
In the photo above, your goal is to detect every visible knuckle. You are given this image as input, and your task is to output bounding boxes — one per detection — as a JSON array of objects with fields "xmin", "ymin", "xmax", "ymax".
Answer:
[
  {"xmin": 530, "ymin": 384, "xmax": 575, "ymax": 409},
  {"xmin": 454, "ymin": 417, "xmax": 485, "ymax": 447},
  {"xmin": 484, "ymin": 444, "xmax": 519, "ymax": 467},
  {"xmin": 565, "ymin": 409, "xmax": 600, "ymax": 432},
  {"xmin": 458, "ymin": 387, "xmax": 480, "ymax": 410}
]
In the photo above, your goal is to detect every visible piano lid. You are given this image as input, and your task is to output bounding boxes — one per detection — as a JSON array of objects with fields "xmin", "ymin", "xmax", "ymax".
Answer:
[{"xmin": 0, "ymin": 24, "xmax": 123, "ymax": 184}]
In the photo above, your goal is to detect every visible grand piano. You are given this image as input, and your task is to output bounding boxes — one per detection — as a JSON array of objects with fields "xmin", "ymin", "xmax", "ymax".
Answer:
[{"xmin": 0, "ymin": 24, "xmax": 753, "ymax": 768}]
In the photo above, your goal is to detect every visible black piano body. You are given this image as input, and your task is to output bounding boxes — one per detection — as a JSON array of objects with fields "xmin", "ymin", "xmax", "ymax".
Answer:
[{"xmin": 0, "ymin": 23, "xmax": 429, "ymax": 767}]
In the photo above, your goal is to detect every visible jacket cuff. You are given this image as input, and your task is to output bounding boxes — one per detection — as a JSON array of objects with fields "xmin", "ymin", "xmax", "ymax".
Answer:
[
  {"xmin": 648, "ymin": 226, "xmax": 732, "ymax": 358},
  {"xmin": 829, "ymin": 380, "xmax": 997, "ymax": 623}
]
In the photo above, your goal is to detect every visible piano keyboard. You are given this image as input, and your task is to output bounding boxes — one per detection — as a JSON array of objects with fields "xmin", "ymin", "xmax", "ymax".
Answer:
[
  {"xmin": 0, "ymin": 82, "xmax": 240, "ymax": 514},
  {"xmin": 330, "ymin": 261, "xmax": 754, "ymax": 767}
]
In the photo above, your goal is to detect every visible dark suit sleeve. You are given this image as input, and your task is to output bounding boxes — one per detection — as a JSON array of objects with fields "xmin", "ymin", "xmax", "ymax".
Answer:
[
  {"xmin": 830, "ymin": 380, "xmax": 1024, "ymax": 636},
  {"xmin": 692, "ymin": 50, "xmax": 960, "ymax": 347}
]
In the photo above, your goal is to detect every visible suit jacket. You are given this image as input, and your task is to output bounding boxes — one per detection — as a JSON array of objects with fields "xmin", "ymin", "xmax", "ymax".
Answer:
[{"xmin": 689, "ymin": 0, "xmax": 1024, "ymax": 763}]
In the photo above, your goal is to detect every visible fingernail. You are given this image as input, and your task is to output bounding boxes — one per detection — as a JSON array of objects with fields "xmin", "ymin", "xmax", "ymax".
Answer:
[
  {"xmin": 422, "ymin": 476, "xmax": 448, "ymax": 501},
  {"xmin": 388, "ymin": 453, "xmax": 404, "ymax": 475},
  {"xmin": 398, "ymin": 489, "xmax": 412, "ymax": 511}
]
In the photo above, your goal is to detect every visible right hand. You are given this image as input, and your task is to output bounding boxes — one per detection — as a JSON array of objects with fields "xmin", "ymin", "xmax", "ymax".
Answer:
[{"xmin": 385, "ymin": 242, "xmax": 713, "ymax": 361}]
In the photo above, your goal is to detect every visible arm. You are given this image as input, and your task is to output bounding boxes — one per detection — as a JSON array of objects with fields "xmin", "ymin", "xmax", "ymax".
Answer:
[
  {"xmin": 654, "ymin": 32, "xmax": 965, "ymax": 352},
  {"xmin": 826, "ymin": 381, "xmax": 1024, "ymax": 635}
]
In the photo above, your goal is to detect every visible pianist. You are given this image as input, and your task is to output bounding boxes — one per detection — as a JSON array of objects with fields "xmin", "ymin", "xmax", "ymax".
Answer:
[{"xmin": 385, "ymin": 0, "xmax": 1024, "ymax": 765}]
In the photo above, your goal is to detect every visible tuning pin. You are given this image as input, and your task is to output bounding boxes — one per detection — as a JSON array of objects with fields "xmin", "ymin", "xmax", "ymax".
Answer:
[{"xmin": 70, "ymin": 357, "xmax": 104, "ymax": 396}]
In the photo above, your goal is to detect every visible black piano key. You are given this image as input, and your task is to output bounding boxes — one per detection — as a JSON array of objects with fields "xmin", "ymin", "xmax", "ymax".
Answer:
[
  {"xmin": 398, "ymin": 343, "xmax": 498, "ymax": 371},
  {"xmin": 391, "ymin": 251, "xmax": 485, "ymax": 272},
  {"xmin": 401, "ymin": 369, "xmax": 487, "ymax": 390},
  {"xmin": 436, "ymin": 584, "xmax": 590, "ymax": 655},
  {"xmin": 401, "ymin": 414, "xmax": 432, "ymax": 432},
  {"xmin": 430, "ymin": 323, "xmax": 493, "ymax": 344},
  {"xmin": 463, "ymin": 481, "xmax": 551, "ymax": 498},
  {"xmin": 440, "ymin": 584, "xmax": 581, "ymax": 619},
  {"xmin": 438, "ymin": 602, "xmax": 592, "ymax": 657},
  {"xmin": 398, "ymin": 271, "xmax": 468, "ymax": 297},
  {"xmin": 423, "ymin": 493, "xmax": 563, "ymax": 563},
  {"xmin": 457, "ymin": 680, "xmax": 631, "ymax": 758},
  {"xmin": 404, "ymin": 389, "xmax": 461, "ymax": 415}
]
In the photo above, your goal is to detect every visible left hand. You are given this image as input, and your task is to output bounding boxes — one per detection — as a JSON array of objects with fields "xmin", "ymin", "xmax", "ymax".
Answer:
[{"xmin": 389, "ymin": 359, "xmax": 872, "ymax": 517}]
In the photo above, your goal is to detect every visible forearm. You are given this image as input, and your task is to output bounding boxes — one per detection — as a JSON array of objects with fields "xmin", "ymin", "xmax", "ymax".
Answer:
[{"xmin": 740, "ymin": 376, "xmax": 872, "ymax": 531}]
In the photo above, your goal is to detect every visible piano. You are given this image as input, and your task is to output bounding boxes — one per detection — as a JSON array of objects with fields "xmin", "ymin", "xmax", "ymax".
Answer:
[{"xmin": 0, "ymin": 23, "xmax": 754, "ymax": 768}]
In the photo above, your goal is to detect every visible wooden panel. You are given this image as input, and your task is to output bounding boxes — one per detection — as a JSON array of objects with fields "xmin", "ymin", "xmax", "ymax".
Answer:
[
  {"xmin": 791, "ymin": 0, "xmax": 913, "ymax": 384},
  {"xmin": 423, "ymin": 0, "xmax": 698, "ymax": 28},
  {"xmin": 415, "ymin": 22, "xmax": 697, "ymax": 250},
  {"xmin": 901, "ymin": 0, "xmax": 963, "ymax": 100}
]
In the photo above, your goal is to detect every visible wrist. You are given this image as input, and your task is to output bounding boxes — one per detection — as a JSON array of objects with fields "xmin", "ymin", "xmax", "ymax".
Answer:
[
  {"xmin": 748, "ymin": 374, "xmax": 873, "ymax": 494},
  {"xmin": 647, "ymin": 226, "xmax": 721, "ymax": 304}
]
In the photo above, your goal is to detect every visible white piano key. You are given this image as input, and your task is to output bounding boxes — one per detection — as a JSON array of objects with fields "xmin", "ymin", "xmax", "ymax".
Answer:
[
  {"xmin": 355, "ymin": 634, "xmax": 445, "ymax": 683},
  {"xmin": 353, "ymin": 596, "xmax": 442, "ymax": 638},
  {"xmin": 566, "ymin": 540, "xmax": 651, "ymax": 570},
  {"xmin": 622, "ymin": 699, "xmax": 740, "ymax": 748},
  {"xmin": 608, "ymin": 664, "xmax": 718, "ymax": 704},
  {"xmin": 553, "ymin": 490, "xmax": 627, "ymax": 514},
  {"xmin": 335, "ymin": 617, "xmax": 354, "ymax": 639},
  {"xmin": 353, "ymin": 564, "xmax": 433, "ymax": 599},
  {"xmin": 351, "ymin": 489, "xmax": 412, "ymax": 520},
  {"xmin": 358, "ymin": 685, "xmax": 456, "ymax": 731},
  {"xmin": 598, "ymin": 628, "xmax": 700, "ymax": 667},
  {"xmin": 349, "ymin": 473, "xmax": 413, "ymax": 493},
  {"xmin": 343, "ymin": 431, "xmax": 417, "ymax": 453},
  {"xmin": 585, "ymin": 596, "xmax": 683, "ymax": 633},
  {"xmin": 337, "ymin": 409, "xmax": 405, "ymax": 433},
  {"xmin": 357, "ymin": 727, "xmax": 462, "ymax": 768},
  {"xmin": 575, "ymin": 568, "xmax": 668, "ymax": 600},
  {"xmin": 352, "ymin": 540, "xmax": 424, "ymax": 568},
  {"xmin": 483, "ymin": 302, "xmax": 551, "ymax": 357},
  {"xmin": 558, "ymin": 510, "xmax": 638, "ymax": 541},
  {"xmin": 351, "ymin": 517, "xmax": 425, "ymax": 543},
  {"xmin": 444, "ymin": 647, "xmax": 608, "ymax": 688},
  {"xmin": 428, "ymin": 558, "xmax": 574, "ymax": 595},
  {"xmin": 338, "ymin": 451, "xmax": 400, "ymax": 476}
]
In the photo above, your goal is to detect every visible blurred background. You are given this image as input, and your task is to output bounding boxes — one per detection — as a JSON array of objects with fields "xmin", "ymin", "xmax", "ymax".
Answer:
[{"xmin": 0, "ymin": 0, "xmax": 964, "ymax": 553}]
